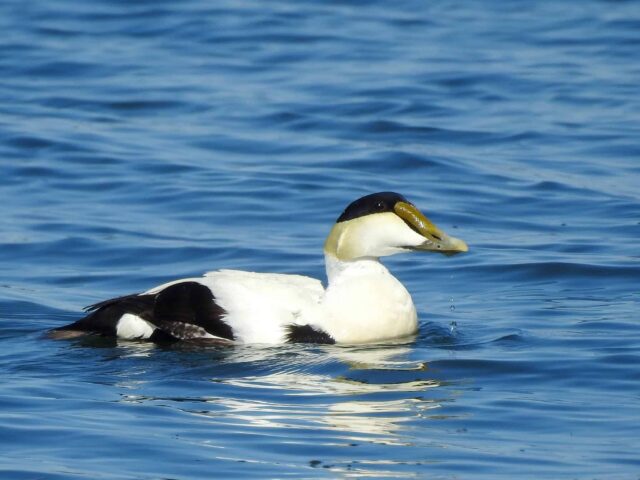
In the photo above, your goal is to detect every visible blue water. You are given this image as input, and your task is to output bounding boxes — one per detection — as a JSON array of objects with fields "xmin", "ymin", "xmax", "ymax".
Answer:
[{"xmin": 1, "ymin": 0, "xmax": 639, "ymax": 478}]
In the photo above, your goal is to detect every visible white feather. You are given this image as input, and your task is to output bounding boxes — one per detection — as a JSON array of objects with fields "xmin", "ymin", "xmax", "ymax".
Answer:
[
  {"xmin": 143, "ymin": 270, "xmax": 324, "ymax": 343},
  {"xmin": 115, "ymin": 313, "xmax": 156, "ymax": 339},
  {"xmin": 321, "ymin": 255, "xmax": 418, "ymax": 343},
  {"xmin": 201, "ymin": 270, "xmax": 324, "ymax": 344}
]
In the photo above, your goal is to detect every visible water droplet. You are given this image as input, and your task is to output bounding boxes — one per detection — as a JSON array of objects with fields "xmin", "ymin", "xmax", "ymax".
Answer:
[
  {"xmin": 450, "ymin": 304, "xmax": 456, "ymax": 312},
  {"xmin": 449, "ymin": 320, "xmax": 457, "ymax": 335}
]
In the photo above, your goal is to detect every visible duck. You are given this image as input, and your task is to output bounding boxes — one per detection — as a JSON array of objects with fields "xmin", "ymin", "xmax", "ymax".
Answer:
[{"xmin": 50, "ymin": 192, "xmax": 468, "ymax": 345}]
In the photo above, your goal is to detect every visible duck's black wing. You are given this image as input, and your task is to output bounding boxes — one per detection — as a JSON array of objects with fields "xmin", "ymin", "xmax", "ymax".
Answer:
[
  {"xmin": 50, "ymin": 282, "xmax": 233, "ymax": 343},
  {"xmin": 151, "ymin": 282, "xmax": 233, "ymax": 341}
]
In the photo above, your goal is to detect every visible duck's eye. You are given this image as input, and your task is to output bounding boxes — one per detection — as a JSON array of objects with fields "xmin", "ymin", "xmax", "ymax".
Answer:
[{"xmin": 375, "ymin": 201, "xmax": 385, "ymax": 210}]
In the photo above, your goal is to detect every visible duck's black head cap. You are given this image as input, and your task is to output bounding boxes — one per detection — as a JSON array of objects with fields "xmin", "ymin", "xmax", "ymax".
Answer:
[{"xmin": 337, "ymin": 192, "xmax": 410, "ymax": 223}]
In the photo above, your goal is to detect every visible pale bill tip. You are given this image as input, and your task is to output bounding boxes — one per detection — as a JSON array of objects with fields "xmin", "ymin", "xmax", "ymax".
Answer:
[{"xmin": 447, "ymin": 236, "xmax": 468, "ymax": 253}]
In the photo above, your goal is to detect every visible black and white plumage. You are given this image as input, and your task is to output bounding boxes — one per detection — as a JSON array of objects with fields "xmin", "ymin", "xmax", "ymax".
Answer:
[{"xmin": 50, "ymin": 192, "xmax": 468, "ymax": 345}]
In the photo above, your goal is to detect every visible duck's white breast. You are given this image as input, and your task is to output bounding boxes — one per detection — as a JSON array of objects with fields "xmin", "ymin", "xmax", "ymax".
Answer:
[{"xmin": 321, "ymin": 259, "xmax": 418, "ymax": 344}]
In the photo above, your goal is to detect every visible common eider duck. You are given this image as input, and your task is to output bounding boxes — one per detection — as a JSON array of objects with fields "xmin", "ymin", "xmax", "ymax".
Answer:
[{"xmin": 50, "ymin": 192, "xmax": 468, "ymax": 345}]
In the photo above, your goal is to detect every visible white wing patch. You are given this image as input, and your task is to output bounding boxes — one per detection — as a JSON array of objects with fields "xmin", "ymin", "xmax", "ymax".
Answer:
[
  {"xmin": 140, "ymin": 269, "xmax": 326, "ymax": 344},
  {"xmin": 201, "ymin": 270, "xmax": 326, "ymax": 344},
  {"xmin": 116, "ymin": 313, "xmax": 156, "ymax": 339}
]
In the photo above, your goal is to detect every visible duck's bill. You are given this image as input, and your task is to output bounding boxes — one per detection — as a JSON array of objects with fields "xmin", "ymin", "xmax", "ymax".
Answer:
[{"xmin": 394, "ymin": 201, "xmax": 468, "ymax": 255}]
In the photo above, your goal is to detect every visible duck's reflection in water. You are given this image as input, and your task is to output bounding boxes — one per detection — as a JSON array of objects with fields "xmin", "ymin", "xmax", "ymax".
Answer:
[
  {"xmin": 208, "ymin": 345, "xmax": 450, "ymax": 443},
  {"xmin": 119, "ymin": 343, "xmax": 458, "ymax": 476}
]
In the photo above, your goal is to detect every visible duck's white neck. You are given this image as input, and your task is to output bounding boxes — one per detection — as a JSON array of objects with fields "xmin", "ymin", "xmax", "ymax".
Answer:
[
  {"xmin": 324, "ymin": 253, "xmax": 381, "ymax": 283},
  {"xmin": 321, "ymin": 252, "xmax": 418, "ymax": 343}
]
